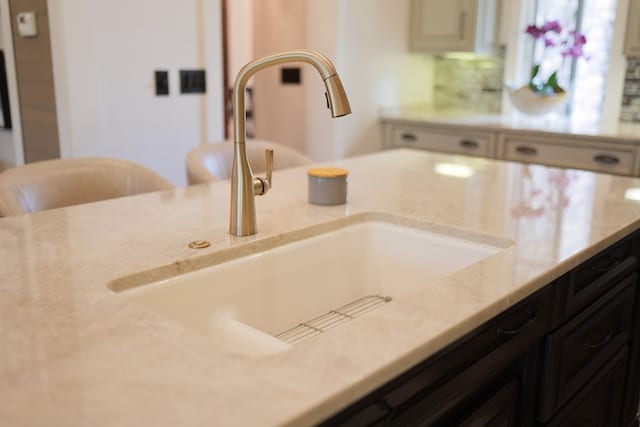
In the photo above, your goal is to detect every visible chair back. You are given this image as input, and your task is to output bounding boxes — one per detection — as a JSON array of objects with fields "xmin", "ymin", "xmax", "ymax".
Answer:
[
  {"xmin": 186, "ymin": 140, "xmax": 312, "ymax": 185},
  {"xmin": 0, "ymin": 157, "xmax": 173, "ymax": 216}
]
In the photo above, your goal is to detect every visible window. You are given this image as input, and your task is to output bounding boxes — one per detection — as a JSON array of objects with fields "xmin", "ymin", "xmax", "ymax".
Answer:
[{"xmin": 529, "ymin": 0, "xmax": 617, "ymax": 121}]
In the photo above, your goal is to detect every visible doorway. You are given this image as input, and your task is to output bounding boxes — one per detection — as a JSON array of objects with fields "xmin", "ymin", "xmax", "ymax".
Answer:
[{"xmin": 223, "ymin": 0, "xmax": 308, "ymax": 155}]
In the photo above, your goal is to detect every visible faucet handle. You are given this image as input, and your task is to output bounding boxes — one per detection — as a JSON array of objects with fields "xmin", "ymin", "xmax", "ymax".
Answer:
[
  {"xmin": 264, "ymin": 148, "xmax": 274, "ymax": 191},
  {"xmin": 253, "ymin": 149, "xmax": 274, "ymax": 196}
]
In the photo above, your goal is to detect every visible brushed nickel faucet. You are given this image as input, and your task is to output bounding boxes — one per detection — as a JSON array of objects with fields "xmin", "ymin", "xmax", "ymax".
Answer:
[{"xmin": 229, "ymin": 50, "xmax": 352, "ymax": 236}]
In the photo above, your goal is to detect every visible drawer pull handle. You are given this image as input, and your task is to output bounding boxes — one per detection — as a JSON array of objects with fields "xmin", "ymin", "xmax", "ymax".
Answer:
[
  {"xmin": 593, "ymin": 154, "xmax": 620, "ymax": 165},
  {"xmin": 459, "ymin": 140, "xmax": 479, "ymax": 150},
  {"xmin": 591, "ymin": 256, "xmax": 621, "ymax": 273},
  {"xmin": 497, "ymin": 307, "xmax": 538, "ymax": 336},
  {"xmin": 401, "ymin": 133, "xmax": 417, "ymax": 142},
  {"xmin": 515, "ymin": 146, "xmax": 538, "ymax": 156},
  {"xmin": 584, "ymin": 328, "xmax": 613, "ymax": 349}
]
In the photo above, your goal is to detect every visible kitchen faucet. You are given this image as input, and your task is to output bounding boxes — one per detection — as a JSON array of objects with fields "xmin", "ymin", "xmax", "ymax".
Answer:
[{"xmin": 229, "ymin": 50, "xmax": 352, "ymax": 236}]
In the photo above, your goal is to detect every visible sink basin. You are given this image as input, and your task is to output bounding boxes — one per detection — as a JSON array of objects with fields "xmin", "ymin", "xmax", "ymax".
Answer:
[{"xmin": 114, "ymin": 219, "xmax": 504, "ymax": 353}]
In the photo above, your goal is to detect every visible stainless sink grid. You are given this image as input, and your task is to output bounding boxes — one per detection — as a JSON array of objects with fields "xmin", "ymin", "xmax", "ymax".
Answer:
[{"xmin": 275, "ymin": 295, "xmax": 392, "ymax": 344}]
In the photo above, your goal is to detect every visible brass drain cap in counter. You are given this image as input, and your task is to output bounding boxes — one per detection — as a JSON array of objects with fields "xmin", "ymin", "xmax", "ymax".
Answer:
[{"xmin": 188, "ymin": 240, "xmax": 211, "ymax": 249}]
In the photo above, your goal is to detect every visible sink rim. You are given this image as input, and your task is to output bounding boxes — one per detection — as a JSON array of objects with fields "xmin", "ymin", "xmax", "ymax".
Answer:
[{"xmin": 108, "ymin": 211, "xmax": 513, "ymax": 294}]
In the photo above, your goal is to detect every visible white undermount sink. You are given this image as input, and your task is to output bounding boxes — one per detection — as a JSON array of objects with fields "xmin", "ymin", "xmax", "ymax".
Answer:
[{"xmin": 113, "ymin": 219, "xmax": 504, "ymax": 354}]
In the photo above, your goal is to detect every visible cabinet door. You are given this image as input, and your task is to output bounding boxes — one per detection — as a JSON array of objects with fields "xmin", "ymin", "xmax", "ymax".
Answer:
[
  {"xmin": 539, "ymin": 275, "xmax": 636, "ymax": 420},
  {"xmin": 562, "ymin": 238, "xmax": 636, "ymax": 319},
  {"xmin": 544, "ymin": 347, "xmax": 627, "ymax": 427},
  {"xmin": 410, "ymin": 0, "xmax": 477, "ymax": 52},
  {"xmin": 625, "ymin": 0, "xmax": 640, "ymax": 56}
]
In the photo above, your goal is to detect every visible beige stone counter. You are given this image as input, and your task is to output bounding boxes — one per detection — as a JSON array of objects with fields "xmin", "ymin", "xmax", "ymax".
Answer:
[{"xmin": 3, "ymin": 149, "xmax": 640, "ymax": 426}]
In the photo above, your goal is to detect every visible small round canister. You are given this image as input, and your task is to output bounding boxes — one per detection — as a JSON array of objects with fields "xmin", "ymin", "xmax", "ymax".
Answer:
[{"xmin": 307, "ymin": 167, "xmax": 348, "ymax": 205}]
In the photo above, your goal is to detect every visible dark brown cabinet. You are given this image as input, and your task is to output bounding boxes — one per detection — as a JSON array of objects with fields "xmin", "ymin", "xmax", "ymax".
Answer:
[
  {"xmin": 544, "ymin": 348, "xmax": 628, "ymax": 427},
  {"xmin": 456, "ymin": 379, "xmax": 519, "ymax": 427},
  {"xmin": 321, "ymin": 233, "xmax": 640, "ymax": 426},
  {"xmin": 539, "ymin": 275, "xmax": 636, "ymax": 420}
]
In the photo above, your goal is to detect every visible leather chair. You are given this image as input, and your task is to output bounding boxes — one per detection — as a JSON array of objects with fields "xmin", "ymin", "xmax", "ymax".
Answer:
[
  {"xmin": 0, "ymin": 157, "xmax": 174, "ymax": 217},
  {"xmin": 186, "ymin": 140, "xmax": 312, "ymax": 185}
]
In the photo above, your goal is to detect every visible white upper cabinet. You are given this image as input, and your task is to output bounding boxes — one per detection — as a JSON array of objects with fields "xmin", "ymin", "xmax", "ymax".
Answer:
[
  {"xmin": 625, "ymin": 0, "xmax": 640, "ymax": 56},
  {"xmin": 410, "ymin": 0, "xmax": 498, "ymax": 54}
]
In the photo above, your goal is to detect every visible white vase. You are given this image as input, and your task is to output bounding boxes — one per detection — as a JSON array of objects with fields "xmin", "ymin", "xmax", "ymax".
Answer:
[{"xmin": 507, "ymin": 85, "xmax": 568, "ymax": 116}]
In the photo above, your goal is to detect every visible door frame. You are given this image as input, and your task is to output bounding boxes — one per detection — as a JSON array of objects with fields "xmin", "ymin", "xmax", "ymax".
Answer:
[{"xmin": 46, "ymin": 0, "xmax": 71, "ymax": 159}]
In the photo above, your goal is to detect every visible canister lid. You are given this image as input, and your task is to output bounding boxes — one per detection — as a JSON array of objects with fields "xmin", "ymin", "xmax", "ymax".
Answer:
[{"xmin": 307, "ymin": 167, "xmax": 348, "ymax": 178}]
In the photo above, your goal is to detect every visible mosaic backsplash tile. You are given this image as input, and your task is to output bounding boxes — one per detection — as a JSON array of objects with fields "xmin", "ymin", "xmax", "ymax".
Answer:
[
  {"xmin": 621, "ymin": 57, "xmax": 640, "ymax": 123},
  {"xmin": 433, "ymin": 54, "xmax": 504, "ymax": 113}
]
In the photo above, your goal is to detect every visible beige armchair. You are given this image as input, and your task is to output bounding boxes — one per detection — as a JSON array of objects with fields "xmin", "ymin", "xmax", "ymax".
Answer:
[
  {"xmin": 186, "ymin": 140, "xmax": 312, "ymax": 185},
  {"xmin": 0, "ymin": 157, "xmax": 174, "ymax": 217}
]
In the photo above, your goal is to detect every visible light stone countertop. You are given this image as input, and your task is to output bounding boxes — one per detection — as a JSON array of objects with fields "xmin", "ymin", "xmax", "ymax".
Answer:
[
  {"xmin": 4, "ymin": 149, "xmax": 640, "ymax": 426},
  {"xmin": 379, "ymin": 106, "xmax": 640, "ymax": 143}
]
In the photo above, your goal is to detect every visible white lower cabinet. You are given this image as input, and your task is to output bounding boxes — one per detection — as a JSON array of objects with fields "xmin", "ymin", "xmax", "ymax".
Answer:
[{"xmin": 382, "ymin": 121, "xmax": 640, "ymax": 176}]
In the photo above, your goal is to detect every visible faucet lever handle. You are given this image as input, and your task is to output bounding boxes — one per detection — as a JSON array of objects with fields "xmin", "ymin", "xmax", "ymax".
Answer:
[{"xmin": 264, "ymin": 148, "xmax": 274, "ymax": 191}]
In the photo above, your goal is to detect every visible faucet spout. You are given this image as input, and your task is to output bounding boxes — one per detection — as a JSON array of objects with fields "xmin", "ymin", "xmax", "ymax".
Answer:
[{"xmin": 229, "ymin": 50, "xmax": 351, "ymax": 237}]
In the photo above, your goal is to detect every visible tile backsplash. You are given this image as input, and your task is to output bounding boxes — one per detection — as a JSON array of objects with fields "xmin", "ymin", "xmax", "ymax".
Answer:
[
  {"xmin": 621, "ymin": 57, "xmax": 640, "ymax": 123},
  {"xmin": 433, "ymin": 54, "xmax": 504, "ymax": 113}
]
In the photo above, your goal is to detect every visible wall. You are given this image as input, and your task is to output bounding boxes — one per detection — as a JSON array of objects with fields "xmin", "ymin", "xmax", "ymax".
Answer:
[
  {"xmin": 225, "ymin": 0, "xmax": 253, "ymax": 138},
  {"xmin": 252, "ymin": 0, "xmax": 308, "ymax": 155},
  {"xmin": 227, "ymin": 0, "xmax": 253, "ymax": 78},
  {"xmin": 48, "ymin": 0, "xmax": 224, "ymax": 186},
  {"xmin": 9, "ymin": 0, "xmax": 59, "ymax": 163},
  {"xmin": 305, "ymin": 0, "xmax": 434, "ymax": 161}
]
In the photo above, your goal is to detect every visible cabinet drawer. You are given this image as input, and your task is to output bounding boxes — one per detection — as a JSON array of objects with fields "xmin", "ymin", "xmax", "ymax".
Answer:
[
  {"xmin": 540, "ymin": 275, "xmax": 637, "ymax": 420},
  {"xmin": 544, "ymin": 347, "xmax": 627, "ymax": 427},
  {"xmin": 391, "ymin": 126, "xmax": 493, "ymax": 157},
  {"xmin": 389, "ymin": 359, "xmax": 522, "ymax": 426},
  {"xmin": 456, "ymin": 378, "xmax": 518, "ymax": 427},
  {"xmin": 564, "ymin": 238, "xmax": 636, "ymax": 318},
  {"xmin": 503, "ymin": 138, "xmax": 635, "ymax": 175}
]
